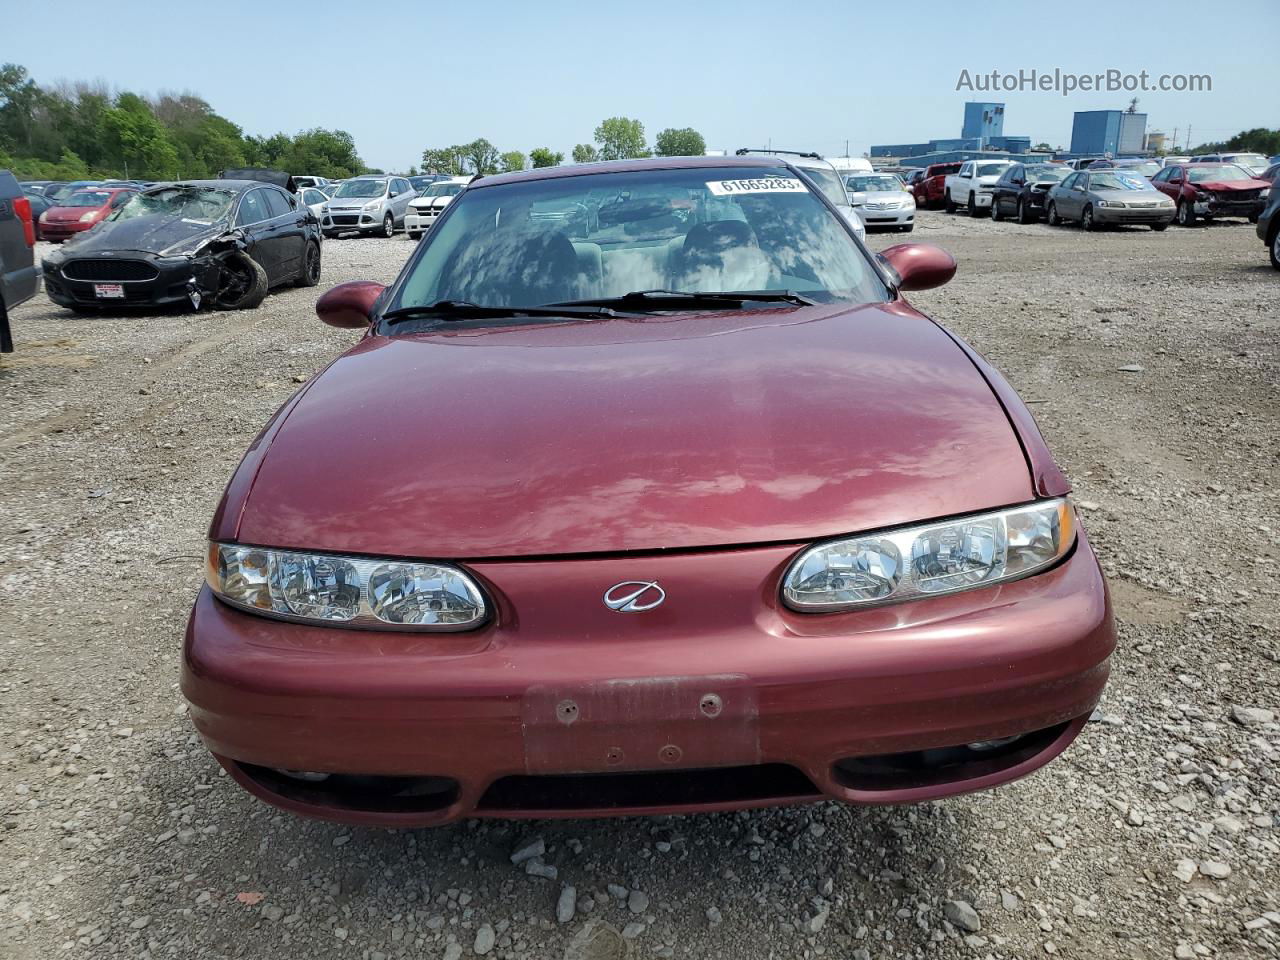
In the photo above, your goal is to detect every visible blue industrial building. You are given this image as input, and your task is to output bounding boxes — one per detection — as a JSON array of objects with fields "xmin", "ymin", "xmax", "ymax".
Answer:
[
  {"xmin": 1069, "ymin": 110, "xmax": 1148, "ymax": 156},
  {"xmin": 962, "ymin": 102, "xmax": 1004, "ymax": 141},
  {"xmin": 870, "ymin": 101, "xmax": 1031, "ymax": 160}
]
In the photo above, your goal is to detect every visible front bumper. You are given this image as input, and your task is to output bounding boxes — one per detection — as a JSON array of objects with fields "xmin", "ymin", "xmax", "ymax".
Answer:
[
  {"xmin": 42, "ymin": 255, "xmax": 212, "ymax": 309},
  {"xmin": 323, "ymin": 208, "xmax": 384, "ymax": 235},
  {"xmin": 852, "ymin": 206, "xmax": 915, "ymax": 226},
  {"xmin": 39, "ymin": 219, "xmax": 96, "ymax": 241},
  {"xmin": 405, "ymin": 208, "xmax": 444, "ymax": 235},
  {"xmin": 1194, "ymin": 198, "xmax": 1265, "ymax": 219},
  {"xmin": 1095, "ymin": 205, "xmax": 1176, "ymax": 224},
  {"xmin": 182, "ymin": 533, "xmax": 1114, "ymax": 826}
]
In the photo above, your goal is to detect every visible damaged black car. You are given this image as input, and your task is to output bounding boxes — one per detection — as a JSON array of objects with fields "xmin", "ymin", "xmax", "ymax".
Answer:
[{"xmin": 41, "ymin": 177, "xmax": 322, "ymax": 312}]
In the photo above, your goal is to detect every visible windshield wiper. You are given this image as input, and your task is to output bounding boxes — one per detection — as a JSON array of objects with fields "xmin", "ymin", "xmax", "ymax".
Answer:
[
  {"xmin": 547, "ymin": 289, "xmax": 816, "ymax": 310},
  {"xmin": 382, "ymin": 300, "xmax": 617, "ymax": 326}
]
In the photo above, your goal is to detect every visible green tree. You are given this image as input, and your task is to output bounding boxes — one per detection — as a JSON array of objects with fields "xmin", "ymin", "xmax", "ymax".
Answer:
[
  {"xmin": 529, "ymin": 147, "xmax": 563, "ymax": 168},
  {"xmin": 463, "ymin": 138, "xmax": 500, "ymax": 175},
  {"xmin": 593, "ymin": 117, "xmax": 647, "ymax": 160},
  {"xmin": 572, "ymin": 143, "xmax": 598, "ymax": 164},
  {"xmin": 499, "ymin": 150, "xmax": 526, "ymax": 173},
  {"xmin": 101, "ymin": 93, "xmax": 180, "ymax": 179},
  {"xmin": 653, "ymin": 127, "xmax": 706, "ymax": 157},
  {"xmin": 0, "ymin": 63, "xmax": 42, "ymax": 152},
  {"xmin": 422, "ymin": 144, "xmax": 468, "ymax": 175}
]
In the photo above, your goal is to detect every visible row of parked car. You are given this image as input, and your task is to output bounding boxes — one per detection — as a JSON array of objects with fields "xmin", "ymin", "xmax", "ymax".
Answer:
[{"xmin": 893, "ymin": 154, "xmax": 1278, "ymax": 267}]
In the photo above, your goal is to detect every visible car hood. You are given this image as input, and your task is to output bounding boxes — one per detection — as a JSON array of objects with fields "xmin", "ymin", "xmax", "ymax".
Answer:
[
  {"xmin": 327, "ymin": 197, "xmax": 385, "ymax": 209},
  {"xmin": 850, "ymin": 191, "xmax": 912, "ymax": 204},
  {"xmin": 49, "ymin": 213, "xmax": 230, "ymax": 257},
  {"xmin": 410, "ymin": 196, "xmax": 453, "ymax": 208},
  {"xmin": 1196, "ymin": 178, "xmax": 1268, "ymax": 192},
  {"xmin": 233, "ymin": 302, "xmax": 1034, "ymax": 558},
  {"xmin": 1090, "ymin": 188, "xmax": 1166, "ymax": 201}
]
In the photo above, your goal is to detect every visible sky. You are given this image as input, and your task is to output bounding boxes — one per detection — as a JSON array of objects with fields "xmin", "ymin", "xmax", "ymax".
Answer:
[{"xmin": 4, "ymin": 0, "xmax": 1277, "ymax": 172}]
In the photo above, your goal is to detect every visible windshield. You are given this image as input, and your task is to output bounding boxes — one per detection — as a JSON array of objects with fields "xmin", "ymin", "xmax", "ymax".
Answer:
[
  {"xmin": 59, "ymin": 190, "xmax": 113, "ymax": 207},
  {"xmin": 113, "ymin": 186, "xmax": 236, "ymax": 222},
  {"xmin": 386, "ymin": 166, "xmax": 884, "ymax": 324},
  {"xmin": 976, "ymin": 163, "xmax": 1011, "ymax": 177},
  {"xmin": 423, "ymin": 183, "xmax": 464, "ymax": 197},
  {"xmin": 333, "ymin": 179, "xmax": 387, "ymax": 198},
  {"xmin": 1116, "ymin": 162, "xmax": 1160, "ymax": 177},
  {"xmin": 1187, "ymin": 165, "xmax": 1254, "ymax": 183},
  {"xmin": 1024, "ymin": 167, "xmax": 1069, "ymax": 183},
  {"xmin": 797, "ymin": 166, "xmax": 849, "ymax": 207},
  {"xmin": 1089, "ymin": 173, "xmax": 1149, "ymax": 191},
  {"xmin": 1227, "ymin": 154, "xmax": 1268, "ymax": 170},
  {"xmin": 846, "ymin": 176, "xmax": 901, "ymax": 193}
]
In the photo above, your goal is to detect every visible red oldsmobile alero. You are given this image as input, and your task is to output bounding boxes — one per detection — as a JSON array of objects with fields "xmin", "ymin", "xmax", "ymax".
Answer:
[{"xmin": 182, "ymin": 155, "xmax": 1115, "ymax": 826}]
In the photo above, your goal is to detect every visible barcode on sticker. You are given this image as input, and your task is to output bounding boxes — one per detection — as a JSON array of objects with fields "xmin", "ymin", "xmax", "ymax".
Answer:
[{"xmin": 705, "ymin": 178, "xmax": 808, "ymax": 196}]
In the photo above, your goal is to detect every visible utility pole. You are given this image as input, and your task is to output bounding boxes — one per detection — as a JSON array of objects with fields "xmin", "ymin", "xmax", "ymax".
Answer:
[
  {"xmin": 1186, "ymin": 126, "xmax": 1192, "ymax": 152},
  {"xmin": 845, "ymin": 139, "xmax": 850, "ymax": 157}
]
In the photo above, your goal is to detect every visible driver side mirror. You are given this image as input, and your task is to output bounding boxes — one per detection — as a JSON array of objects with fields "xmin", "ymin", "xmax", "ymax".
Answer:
[
  {"xmin": 879, "ymin": 243, "xmax": 957, "ymax": 292},
  {"xmin": 317, "ymin": 280, "xmax": 385, "ymax": 328}
]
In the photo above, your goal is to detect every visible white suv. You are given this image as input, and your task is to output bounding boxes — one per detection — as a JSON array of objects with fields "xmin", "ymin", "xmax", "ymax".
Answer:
[
  {"xmin": 945, "ymin": 160, "xmax": 1015, "ymax": 216},
  {"xmin": 405, "ymin": 176, "xmax": 472, "ymax": 240}
]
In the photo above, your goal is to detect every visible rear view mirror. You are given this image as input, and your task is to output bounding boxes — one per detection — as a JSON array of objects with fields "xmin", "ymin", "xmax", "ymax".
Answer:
[
  {"xmin": 317, "ymin": 280, "xmax": 385, "ymax": 328},
  {"xmin": 880, "ymin": 243, "xmax": 957, "ymax": 292}
]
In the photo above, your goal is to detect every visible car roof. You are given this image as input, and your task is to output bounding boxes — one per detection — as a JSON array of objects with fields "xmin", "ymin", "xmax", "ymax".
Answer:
[
  {"xmin": 143, "ymin": 180, "xmax": 266, "ymax": 192},
  {"xmin": 471, "ymin": 154, "xmax": 784, "ymax": 190}
]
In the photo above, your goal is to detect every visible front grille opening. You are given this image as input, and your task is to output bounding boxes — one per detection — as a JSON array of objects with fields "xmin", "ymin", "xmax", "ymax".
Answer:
[
  {"xmin": 237, "ymin": 763, "xmax": 459, "ymax": 813},
  {"xmin": 62, "ymin": 258, "xmax": 159, "ymax": 282},
  {"xmin": 478, "ymin": 763, "xmax": 818, "ymax": 812},
  {"xmin": 832, "ymin": 721, "xmax": 1069, "ymax": 793}
]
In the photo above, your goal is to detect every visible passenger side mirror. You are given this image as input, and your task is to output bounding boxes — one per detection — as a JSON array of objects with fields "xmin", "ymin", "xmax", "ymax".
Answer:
[
  {"xmin": 879, "ymin": 243, "xmax": 957, "ymax": 292},
  {"xmin": 316, "ymin": 280, "xmax": 385, "ymax": 328}
]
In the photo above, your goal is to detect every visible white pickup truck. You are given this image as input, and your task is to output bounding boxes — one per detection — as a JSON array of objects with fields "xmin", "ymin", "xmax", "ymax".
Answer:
[{"xmin": 944, "ymin": 159, "xmax": 1015, "ymax": 217}]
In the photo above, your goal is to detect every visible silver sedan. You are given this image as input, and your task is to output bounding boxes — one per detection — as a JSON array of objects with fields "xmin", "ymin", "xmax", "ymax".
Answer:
[{"xmin": 1046, "ymin": 170, "xmax": 1175, "ymax": 231}]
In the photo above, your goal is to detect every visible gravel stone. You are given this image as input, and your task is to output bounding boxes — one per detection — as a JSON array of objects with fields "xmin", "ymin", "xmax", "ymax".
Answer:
[{"xmin": 943, "ymin": 900, "xmax": 981, "ymax": 932}]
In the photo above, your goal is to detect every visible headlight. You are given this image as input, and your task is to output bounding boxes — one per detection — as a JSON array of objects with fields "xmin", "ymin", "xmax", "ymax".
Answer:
[
  {"xmin": 1194, "ymin": 191, "xmax": 1211, "ymax": 201},
  {"xmin": 79, "ymin": 211, "xmax": 98, "ymax": 222},
  {"xmin": 206, "ymin": 543, "xmax": 487, "ymax": 630},
  {"xmin": 1098, "ymin": 200, "xmax": 1125, "ymax": 208},
  {"xmin": 363, "ymin": 200, "xmax": 381, "ymax": 211},
  {"xmin": 1261, "ymin": 188, "xmax": 1271, "ymax": 198},
  {"xmin": 782, "ymin": 499, "xmax": 1075, "ymax": 612}
]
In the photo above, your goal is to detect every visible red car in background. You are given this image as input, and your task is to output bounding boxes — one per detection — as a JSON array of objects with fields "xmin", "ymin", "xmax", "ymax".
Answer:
[
  {"xmin": 913, "ymin": 162, "xmax": 962, "ymax": 208},
  {"xmin": 39, "ymin": 187, "xmax": 135, "ymax": 242},
  {"xmin": 1150, "ymin": 163, "xmax": 1271, "ymax": 227}
]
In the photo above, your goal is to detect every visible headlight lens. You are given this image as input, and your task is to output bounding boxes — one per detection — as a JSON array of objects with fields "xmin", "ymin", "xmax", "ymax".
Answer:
[
  {"xmin": 1261, "ymin": 188, "xmax": 1271, "ymax": 198},
  {"xmin": 782, "ymin": 499, "xmax": 1075, "ymax": 611},
  {"xmin": 206, "ymin": 543, "xmax": 486, "ymax": 630},
  {"xmin": 79, "ymin": 211, "xmax": 98, "ymax": 222},
  {"xmin": 1098, "ymin": 200, "xmax": 1124, "ymax": 208},
  {"xmin": 363, "ymin": 200, "xmax": 381, "ymax": 211}
]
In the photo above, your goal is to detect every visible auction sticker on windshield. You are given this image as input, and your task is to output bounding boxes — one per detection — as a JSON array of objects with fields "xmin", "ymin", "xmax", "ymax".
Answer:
[
  {"xmin": 705, "ymin": 178, "xmax": 808, "ymax": 196},
  {"xmin": 94, "ymin": 284, "xmax": 125, "ymax": 299}
]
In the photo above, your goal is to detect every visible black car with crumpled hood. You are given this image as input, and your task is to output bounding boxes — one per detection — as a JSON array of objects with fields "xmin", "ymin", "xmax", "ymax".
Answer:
[{"xmin": 41, "ymin": 177, "xmax": 322, "ymax": 312}]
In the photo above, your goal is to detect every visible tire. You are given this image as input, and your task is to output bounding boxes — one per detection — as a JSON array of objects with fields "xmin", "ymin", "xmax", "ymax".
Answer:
[
  {"xmin": 1081, "ymin": 205, "xmax": 1098, "ymax": 231},
  {"xmin": 1150, "ymin": 223, "xmax": 1169, "ymax": 232},
  {"xmin": 944, "ymin": 192, "xmax": 957, "ymax": 214},
  {"xmin": 381, "ymin": 212, "xmax": 394, "ymax": 238},
  {"xmin": 1046, "ymin": 202, "xmax": 1061, "ymax": 226},
  {"xmin": 1177, "ymin": 201, "xmax": 1196, "ymax": 227},
  {"xmin": 214, "ymin": 251, "xmax": 268, "ymax": 311},
  {"xmin": 1270, "ymin": 227, "xmax": 1280, "ymax": 270},
  {"xmin": 1017, "ymin": 197, "xmax": 1034, "ymax": 224},
  {"xmin": 294, "ymin": 240, "xmax": 321, "ymax": 287},
  {"xmin": 967, "ymin": 192, "xmax": 984, "ymax": 217},
  {"xmin": 990, "ymin": 195, "xmax": 1004, "ymax": 221}
]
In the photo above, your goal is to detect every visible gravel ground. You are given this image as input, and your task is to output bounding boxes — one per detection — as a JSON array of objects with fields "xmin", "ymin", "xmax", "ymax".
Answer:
[{"xmin": 1, "ymin": 213, "xmax": 1277, "ymax": 960}]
